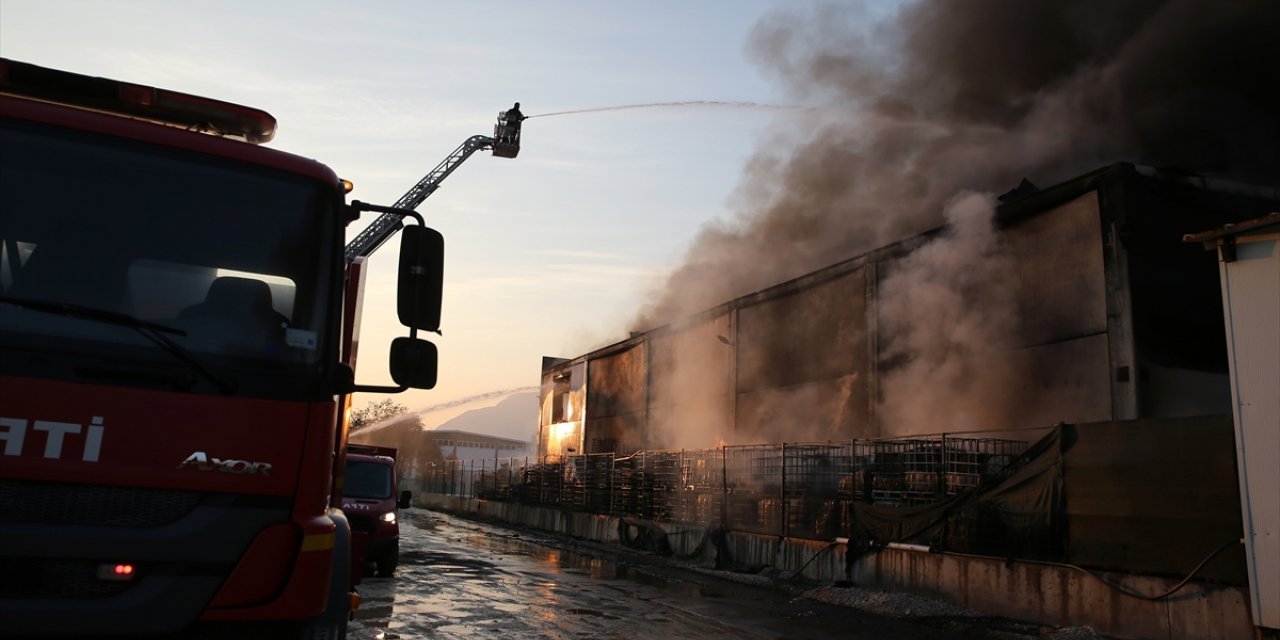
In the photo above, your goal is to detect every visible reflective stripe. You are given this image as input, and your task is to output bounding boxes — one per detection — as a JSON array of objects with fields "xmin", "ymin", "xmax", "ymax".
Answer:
[{"xmin": 300, "ymin": 532, "xmax": 335, "ymax": 552}]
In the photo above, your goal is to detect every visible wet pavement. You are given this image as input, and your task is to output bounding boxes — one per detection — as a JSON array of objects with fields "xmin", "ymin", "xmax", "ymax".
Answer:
[{"xmin": 348, "ymin": 509, "xmax": 1026, "ymax": 639}]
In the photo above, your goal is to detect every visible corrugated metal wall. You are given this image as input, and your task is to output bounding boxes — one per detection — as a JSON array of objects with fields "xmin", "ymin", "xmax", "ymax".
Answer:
[
  {"xmin": 539, "ymin": 164, "xmax": 1277, "ymax": 452},
  {"xmin": 648, "ymin": 314, "xmax": 733, "ymax": 450},
  {"xmin": 872, "ymin": 190, "xmax": 1114, "ymax": 437},
  {"xmin": 736, "ymin": 266, "xmax": 871, "ymax": 442},
  {"xmin": 584, "ymin": 344, "xmax": 646, "ymax": 453},
  {"xmin": 1000, "ymin": 192, "xmax": 1114, "ymax": 427}
]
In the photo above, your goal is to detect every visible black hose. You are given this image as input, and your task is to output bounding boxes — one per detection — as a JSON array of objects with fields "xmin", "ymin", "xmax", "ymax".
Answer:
[
  {"xmin": 1062, "ymin": 538, "xmax": 1241, "ymax": 601},
  {"xmin": 936, "ymin": 538, "xmax": 1241, "ymax": 601},
  {"xmin": 789, "ymin": 541, "xmax": 841, "ymax": 580}
]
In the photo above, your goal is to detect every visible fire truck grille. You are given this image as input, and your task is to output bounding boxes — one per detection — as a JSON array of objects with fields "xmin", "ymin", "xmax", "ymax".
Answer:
[
  {"xmin": 0, "ymin": 557, "xmax": 133, "ymax": 599},
  {"xmin": 347, "ymin": 512, "xmax": 376, "ymax": 533},
  {"xmin": 0, "ymin": 480, "xmax": 201, "ymax": 527}
]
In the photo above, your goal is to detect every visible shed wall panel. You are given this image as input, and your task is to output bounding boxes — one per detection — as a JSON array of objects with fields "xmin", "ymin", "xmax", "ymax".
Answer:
[
  {"xmin": 1005, "ymin": 192, "xmax": 1108, "ymax": 345},
  {"xmin": 584, "ymin": 413, "xmax": 647, "ymax": 455},
  {"xmin": 585, "ymin": 345, "xmax": 646, "ymax": 419},
  {"xmin": 648, "ymin": 315, "xmax": 733, "ymax": 449},
  {"xmin": 874, "ymin": 192, "xmax": 1111, "ymax": 437},
  {"xmin": 736, "ymin": 268, "xmax": 867, "ymax": 394},
  {"xmin": 734, "ymin": 374, "xmax": 871, "ymax": 443},
  {"xmin": 1005, "ymin": 336, "xmax": 1114, "ymax": 428},
  {"xmin": 1220, "ymin": 234, "xmax": 1280, "ymax": 629}
]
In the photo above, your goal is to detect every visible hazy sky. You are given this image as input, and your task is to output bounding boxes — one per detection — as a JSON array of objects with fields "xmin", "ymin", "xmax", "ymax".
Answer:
[{"xmin": 0, "ymin": 0, "xmax": 838, "ymax": 413}]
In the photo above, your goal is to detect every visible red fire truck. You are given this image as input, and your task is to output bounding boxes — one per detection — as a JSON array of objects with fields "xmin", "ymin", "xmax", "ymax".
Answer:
[
  {"xmin": 342, "ymin": 444, "xmax": 410, "ymax": 578},
  {"xmin": 0, "ymin": 59, "xmax": 460, "ymax": 638}
]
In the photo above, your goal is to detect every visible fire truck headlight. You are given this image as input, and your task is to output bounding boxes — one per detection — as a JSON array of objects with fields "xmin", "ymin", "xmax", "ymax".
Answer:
[{"xmin": 381, "ymin": 512, "xmax": 396, "ymax": 524}]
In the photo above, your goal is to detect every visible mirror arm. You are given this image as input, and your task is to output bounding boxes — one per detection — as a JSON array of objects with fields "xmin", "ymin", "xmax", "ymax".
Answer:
[
  {"xmin": 331, "ymin": 364, "xmax": 410, "ymax": 395},
  {"xmin": 350, "ymin": 200, "xmax": 424, "ymax": 228},
  {"xmin": 350, "ymin": 383, "xmax": 410, "ymax": 394}
]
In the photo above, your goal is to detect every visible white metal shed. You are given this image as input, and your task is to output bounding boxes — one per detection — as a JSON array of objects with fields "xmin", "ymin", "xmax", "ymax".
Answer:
[{"xmin": 1188, "ymin": 212, "xmax": 1280, "ymax": 631}]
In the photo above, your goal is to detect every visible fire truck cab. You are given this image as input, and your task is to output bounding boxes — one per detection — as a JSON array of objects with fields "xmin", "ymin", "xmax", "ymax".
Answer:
[
  {"xmin": 0, "ymin": 58, "xmax": 441, "ymax": 638},
  {"xmin": 342, "ymin": 444, "xmax": 410, "ymax": 578}
]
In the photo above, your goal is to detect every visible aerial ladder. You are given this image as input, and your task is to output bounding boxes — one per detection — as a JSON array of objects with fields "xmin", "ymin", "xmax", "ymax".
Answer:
[{"xmin": 343, "ymin": 111, "xmax": 522, "ymax": 263}]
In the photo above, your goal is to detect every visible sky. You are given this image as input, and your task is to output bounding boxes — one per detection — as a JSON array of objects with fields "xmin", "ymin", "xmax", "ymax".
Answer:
[{"xmin": 0, "ymin": 0, "xmax": 844, "ymax": 416}]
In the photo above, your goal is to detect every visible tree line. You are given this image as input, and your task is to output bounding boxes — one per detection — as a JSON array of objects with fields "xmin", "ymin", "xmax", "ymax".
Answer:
[{"xmin": 348, "ymin": 399, "xmax": 445, "ymax": 481}]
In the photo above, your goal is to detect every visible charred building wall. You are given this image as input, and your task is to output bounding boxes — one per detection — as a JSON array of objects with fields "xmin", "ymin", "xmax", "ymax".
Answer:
[
  {"xmin": 537, "ymin": 357, "xmax": 586, "ymax": 459},
  {"xmin": 538, "ymin": 164, "xmax": 1280, "ymax": 458}
]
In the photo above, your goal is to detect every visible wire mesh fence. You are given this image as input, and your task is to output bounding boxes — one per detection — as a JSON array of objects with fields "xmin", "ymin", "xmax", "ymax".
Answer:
[
  {"xmin": 853, "ymin": 436, "xmax": 1027, "ymax": 507},
  {"xmin": 412, "ymin": 434, "xmax": 1036, "ymax": 546}
]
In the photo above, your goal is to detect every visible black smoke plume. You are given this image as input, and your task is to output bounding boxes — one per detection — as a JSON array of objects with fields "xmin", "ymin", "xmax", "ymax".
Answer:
[{"xmin": 636, "ymin": 0, "xmax": 1280, "ymax": 327}]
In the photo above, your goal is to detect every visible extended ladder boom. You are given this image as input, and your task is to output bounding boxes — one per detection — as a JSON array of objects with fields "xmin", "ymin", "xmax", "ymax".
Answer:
[{"xmin": 344, "ymin": 134, "xmax": 494, "ymax": 262}]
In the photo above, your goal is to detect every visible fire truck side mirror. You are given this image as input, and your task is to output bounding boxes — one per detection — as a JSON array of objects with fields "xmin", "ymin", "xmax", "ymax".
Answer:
[
  {"xmin": 397, "ymin": 224, "xmax": 444, "ymax": 332},
  {"xmin": 389, "ymin": 337, "xmax": 438, "ymax": 389}
]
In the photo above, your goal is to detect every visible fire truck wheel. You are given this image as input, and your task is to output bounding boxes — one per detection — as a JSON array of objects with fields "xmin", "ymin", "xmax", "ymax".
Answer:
[
  {"xmin": 299, "ymin": 511, "xmax": 352, "ymax": 640},
  {"xmin": 300, "ymin": 619, "xmax": 347, "ymax": 640},
  {"xmin": 375, "ymin": 546, "xmax": 399, "ymax": 578}
]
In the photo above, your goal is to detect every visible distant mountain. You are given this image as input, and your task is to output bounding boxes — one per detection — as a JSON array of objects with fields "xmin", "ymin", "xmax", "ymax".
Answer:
[{"xmin": 432, "ymin": 391, "xmax": 539, "ymax": 442}]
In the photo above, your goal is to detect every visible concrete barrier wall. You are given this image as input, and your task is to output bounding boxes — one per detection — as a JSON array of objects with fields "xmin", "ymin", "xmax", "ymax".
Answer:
[
  {"xmin": 719, "ymin": 532, "xmax": 848, "ymax": 583},
  {"xmin": 856, "ymin": 548, "xmax": 1254, "ymax": 640},
  {"xmin": 414, "ymin": 494, "xmax": 1253, "ymax": 640}
]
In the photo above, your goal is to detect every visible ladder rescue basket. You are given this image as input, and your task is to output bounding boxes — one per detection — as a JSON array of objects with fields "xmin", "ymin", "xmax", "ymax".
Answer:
[{"xmin": 492, "ymin": 111, "xmax": 520, "ymax": 158}]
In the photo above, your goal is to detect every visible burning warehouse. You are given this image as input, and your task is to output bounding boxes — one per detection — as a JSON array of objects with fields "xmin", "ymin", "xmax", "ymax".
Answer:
[
  {"xmin": 538, "ymin": 163, "xmax": 1280, "ymax": 458},
  {"xmin": 513, "ymin": 2, "xmax": 1280, "ymax": 636},
  {"xmin": 537, "ymin": 0, "xmax": 1279, "ymax": 457},
  {"xmin": 513, "ymin": 163, "xmax": 1279, "ymax": 639},
  {"xmin": 409, "ymin": 2, "xmax": 1280, "ymax": 636}
]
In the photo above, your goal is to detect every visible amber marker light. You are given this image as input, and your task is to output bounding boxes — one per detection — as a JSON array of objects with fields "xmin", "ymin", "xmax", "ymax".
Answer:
[{"xmin": 97, "ymin": 563, "xmax": 137, "ymax": 581}]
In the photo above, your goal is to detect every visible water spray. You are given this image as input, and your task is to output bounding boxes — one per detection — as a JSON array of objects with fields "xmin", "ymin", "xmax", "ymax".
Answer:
[
  {"xmin": 413, "ymin": 386, "xmax": 540, "ymax": 417},
  {"xmin": 527, "ymin": 100, "xmax": 802, "ymax": 119},
  {"xmin": 354, "ymin": 386, "xmax": 540, "ymax": 435}
]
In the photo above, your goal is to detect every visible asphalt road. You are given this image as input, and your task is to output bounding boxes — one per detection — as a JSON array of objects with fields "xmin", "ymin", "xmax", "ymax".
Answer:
[{"xmin": 347, "ymin": 509, "xmax": 1053, "ymax": 640}]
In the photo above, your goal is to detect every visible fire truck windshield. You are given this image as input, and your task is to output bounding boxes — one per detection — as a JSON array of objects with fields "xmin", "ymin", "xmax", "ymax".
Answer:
[
  {"xmin": 0, "ymin": 118, "xmax": 338, "ymax": 396},
  {"xmin": 345, "ymin": 460, "xmax": 393, "ymax": 499}
]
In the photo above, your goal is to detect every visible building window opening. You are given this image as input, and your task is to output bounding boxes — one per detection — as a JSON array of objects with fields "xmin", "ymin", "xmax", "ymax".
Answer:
[{"xmin": 551, "ymin": 371, "xmax": 571, "ymax": 423}]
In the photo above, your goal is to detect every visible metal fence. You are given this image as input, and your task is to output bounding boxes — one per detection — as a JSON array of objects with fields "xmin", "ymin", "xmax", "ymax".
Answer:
[
  {"xmin": 413, "ymin": 434, "xmax": 1033, "ymax": 544},
  {"xmin": 853, "ymin": 436, "xmax": 1027, "ymax": 507}
]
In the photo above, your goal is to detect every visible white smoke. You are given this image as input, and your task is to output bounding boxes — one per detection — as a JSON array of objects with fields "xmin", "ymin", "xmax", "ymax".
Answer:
[{"xmin": 876, "ymin": 192, "xmax": 1020, "ymax": 434}]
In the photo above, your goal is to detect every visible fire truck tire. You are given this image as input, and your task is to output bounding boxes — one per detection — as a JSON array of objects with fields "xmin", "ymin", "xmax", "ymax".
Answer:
[
  {"xmin": 299, "ymin": 510, "xmax": 352, "ymax": 640},
  {"xmin": 374, "ymin": 545, "xmax": 398, "ymax": 577}
]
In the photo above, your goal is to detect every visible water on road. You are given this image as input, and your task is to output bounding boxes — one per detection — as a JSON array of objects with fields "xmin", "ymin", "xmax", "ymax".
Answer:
[{"xmin": 348, "ymin": 510, "xmax": 1038, "ymax": 640}]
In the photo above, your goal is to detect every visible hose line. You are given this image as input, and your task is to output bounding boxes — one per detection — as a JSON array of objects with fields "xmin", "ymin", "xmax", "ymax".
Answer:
[{"xmin": 927, "ymin": 538, "xmax": 1242, "ymax": 601}]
